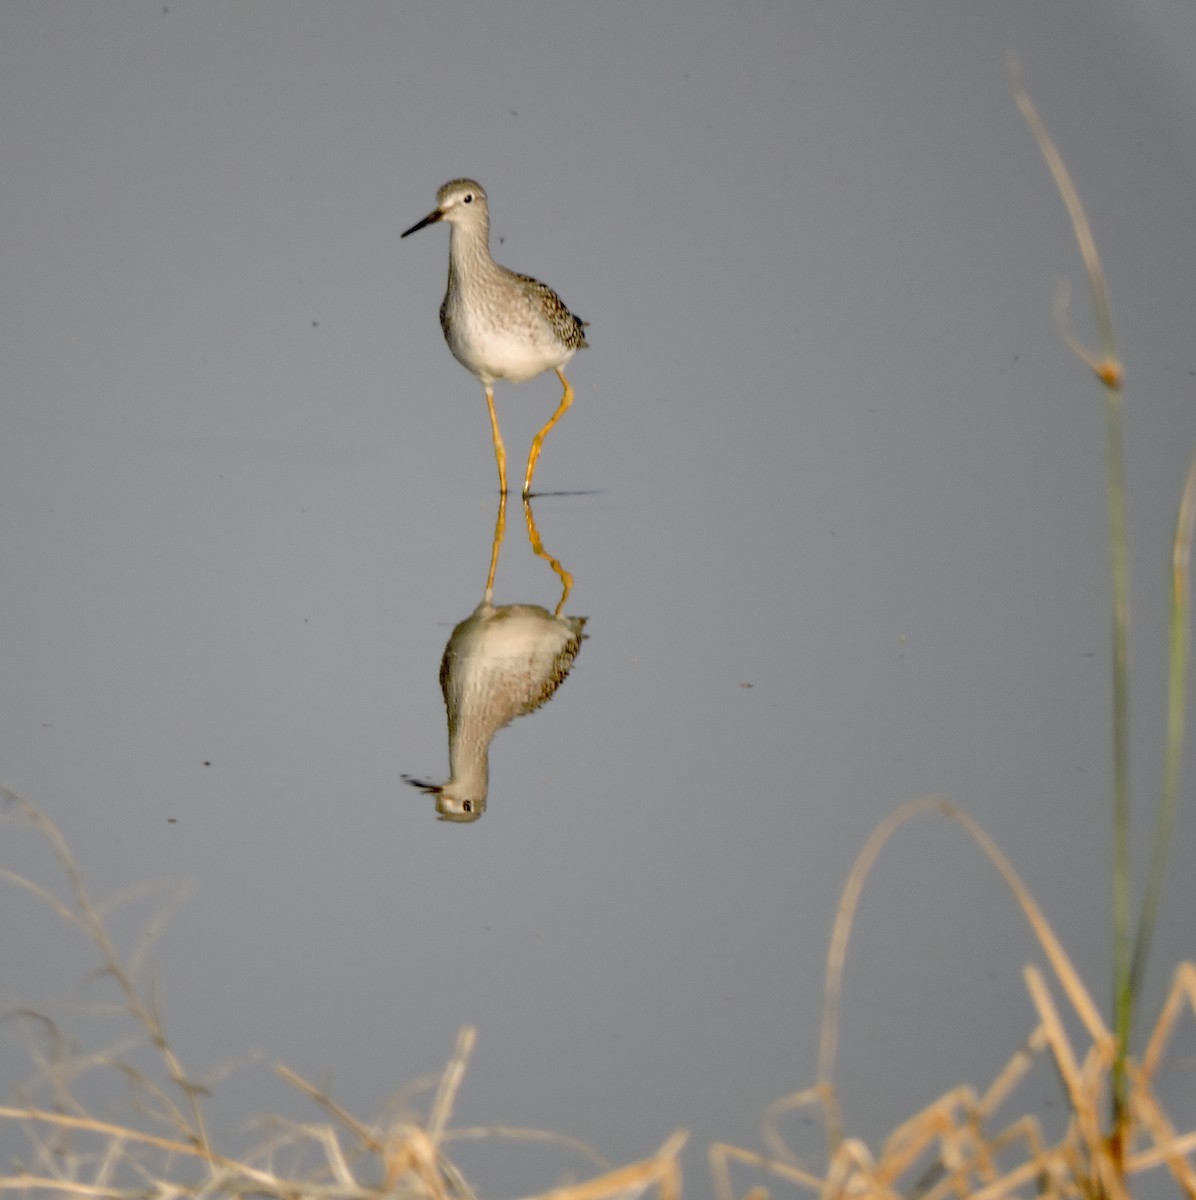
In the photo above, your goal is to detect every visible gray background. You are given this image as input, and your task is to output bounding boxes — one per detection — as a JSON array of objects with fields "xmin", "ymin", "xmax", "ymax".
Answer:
[{"xmin": 2, "ymin": 2, "xmax": 1195, "ymax": 1196}]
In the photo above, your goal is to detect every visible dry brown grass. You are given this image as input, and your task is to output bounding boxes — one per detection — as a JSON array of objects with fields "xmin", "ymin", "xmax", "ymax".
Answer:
[
  {"xmin": 709, "ymin": 798, "xmax": 1196, "ymax": 1200},
  {"xmin": 3, "ymin": 789, "xmax": 1191, "ymax": 1200},
  {"xmin": 0, "ymin": 790, "xmax": 685, "ymax": 1200}
]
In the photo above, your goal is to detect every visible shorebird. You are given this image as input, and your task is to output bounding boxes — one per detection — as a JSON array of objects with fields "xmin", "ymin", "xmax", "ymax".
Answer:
[
  {"xmin": 401, "ymin": 179, "xmax": 588, "ymax": 497},
  {"xmin": 403, "ymin": 492, "xmax": 585, "ymax": 822},
  {"xmin": 404, "ymin": 600, "xmax": 587, "ymax": 822}
]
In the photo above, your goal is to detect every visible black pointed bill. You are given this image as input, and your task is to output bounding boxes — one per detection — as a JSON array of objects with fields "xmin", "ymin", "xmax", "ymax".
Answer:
[{"xmin": 401, "ymin": 208, "xmax": 443, "ymax": 238}]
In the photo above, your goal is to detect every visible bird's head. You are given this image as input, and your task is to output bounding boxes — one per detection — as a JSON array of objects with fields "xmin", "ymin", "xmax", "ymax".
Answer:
[{"xmin": 401, "ymin": 179, "xmax": 488, "ymax": 238}]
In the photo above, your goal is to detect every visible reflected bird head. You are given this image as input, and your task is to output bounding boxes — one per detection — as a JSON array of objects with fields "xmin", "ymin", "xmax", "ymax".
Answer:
[{"xmin": 402, "ymin": 775, "xmax": 485, "ymax": 824}]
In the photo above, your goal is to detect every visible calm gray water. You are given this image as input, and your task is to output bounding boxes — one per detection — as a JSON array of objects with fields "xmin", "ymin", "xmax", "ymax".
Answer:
[{"xmin": 2, "ymin": 3, "xmax": 1194, "ymax": 1196}]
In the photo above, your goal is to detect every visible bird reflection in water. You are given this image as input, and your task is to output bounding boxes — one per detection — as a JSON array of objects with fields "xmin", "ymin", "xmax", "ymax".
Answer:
[{"xmin": 404, "ymin": 494, "xmax": 586, "ymax": 822}]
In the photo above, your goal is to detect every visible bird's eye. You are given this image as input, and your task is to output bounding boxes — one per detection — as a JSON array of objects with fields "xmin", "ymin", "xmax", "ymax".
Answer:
[
  {"xmin": 463, "ymin": 193, "xmax": 473, "ymax": 204},
  {"xmin": 462, "ymin": 799, "xmax": 473, "ymax": 811}
]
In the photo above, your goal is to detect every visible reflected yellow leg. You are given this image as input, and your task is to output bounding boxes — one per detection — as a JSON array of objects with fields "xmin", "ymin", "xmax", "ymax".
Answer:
[
  {"xmin": 523, "ymin": 497, "xmax": 573, "ymax": 614},
  {"xmin": 485, "ymin": 386, "xmax": 508, "ymax": 495},
  {"xmin": 483, "ymin": 490, "xmax": 507, "ymax": 603},
  {"xmin": 522, "ymin": 368, "xmax": 574, "ymax": 498}
]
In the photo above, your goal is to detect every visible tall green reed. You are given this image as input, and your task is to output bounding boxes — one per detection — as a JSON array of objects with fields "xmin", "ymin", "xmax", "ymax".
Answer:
[{"xmin": 1012, "ymin": 58, "xmax": 1194, "ymax": 1143}]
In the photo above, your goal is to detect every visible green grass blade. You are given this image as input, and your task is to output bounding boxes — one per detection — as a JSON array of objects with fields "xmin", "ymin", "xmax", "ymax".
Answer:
[{"xmin": 1128, "ymin": 457, "xmax": 1196, "ymax": 1002}]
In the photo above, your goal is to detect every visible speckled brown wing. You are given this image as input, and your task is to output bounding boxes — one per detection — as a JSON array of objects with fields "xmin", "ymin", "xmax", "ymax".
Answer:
[{"xmin": 512, "ymin": 272, "xmax": 589, "ymax": 350}]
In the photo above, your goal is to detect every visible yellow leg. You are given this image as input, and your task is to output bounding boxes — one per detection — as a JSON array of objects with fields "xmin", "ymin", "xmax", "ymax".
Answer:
[
  {"xmin": 523, "ymin": 497, "xmax": 573, "ymax": 615},
  {"xmin": 485, "ymin": 386, "xmax": 508, "ymax": 495},
  {"xmin": 483, "ymin": 490, "xmax": 507, "ymax": 604},
  {"xmin": 522, "ymin": 368, "xmax": 574, "ymax": 498}
]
